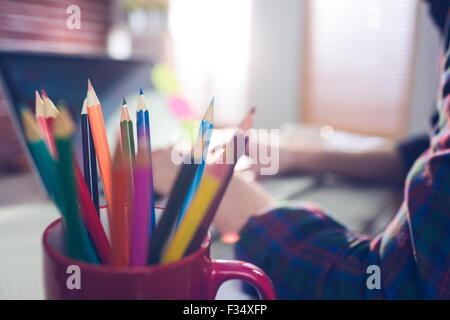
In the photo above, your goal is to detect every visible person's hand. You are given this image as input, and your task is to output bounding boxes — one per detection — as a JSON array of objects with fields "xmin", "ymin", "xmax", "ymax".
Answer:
[
  {"xmin": 152, "ymin": 146, "xmax": 275, "ymax": 234},
  {"xmin": 244, "ymin": 138, "xmax": 295, "ymax": 178},
  {"xmin": 210, "ymin": 133, "xmax": 295, "ymax": 178},
  {"xmin": 212, "ymin": 173, "xmax": 275, "ymax": 234}
]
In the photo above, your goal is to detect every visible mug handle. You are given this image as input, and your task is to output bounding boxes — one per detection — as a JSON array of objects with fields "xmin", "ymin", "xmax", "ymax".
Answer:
[{"xmin": 208, "ymin": 259, "xmax": 276, "ymax": 300}]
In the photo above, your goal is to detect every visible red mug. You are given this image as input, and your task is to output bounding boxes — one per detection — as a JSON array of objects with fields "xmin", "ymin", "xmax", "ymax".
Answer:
[{"xmin": 43, "ymin": 218, "xmax": 276, "ymax": 300}]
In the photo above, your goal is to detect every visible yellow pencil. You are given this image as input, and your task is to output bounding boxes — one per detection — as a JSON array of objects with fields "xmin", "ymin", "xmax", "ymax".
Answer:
[{"xmin": 162, "ymin": 131, "xmax": 246, "ymax": 264}]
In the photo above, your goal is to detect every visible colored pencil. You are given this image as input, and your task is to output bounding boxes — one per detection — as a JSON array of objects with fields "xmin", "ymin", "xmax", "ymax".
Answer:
[
  {"xmin": 81, "ymin": 98, "xmax": 99, "ymax": 213},
  {"xmin": 40, "ymin": 89, "xmax": 60, "ymax": 128},
  {"xmin": 120, "ymin": 98, "xmax": 135, "ymax": 227},
  {"xmin": 185, "ymin": 108, "xmax": 255, "ymax": 254},
  {"xmin": 146, "ymin": 134, "xmax": 204, "ymax": 264},
  {"xmin": 130, "ymin": 143, "xmax": 151, "ymax": 266},
  {"xmin": 52, "ymin": 107, "xmax": 100, "ymax": 263},
  {"xmin": 35, "ymin": 91, "xmax": 57, "ymax": 158},
  {"xmin": 73, "ymin": 158, "xmax": 111, "ymax": 264},
  {"xmin": 110, "ymin": 143, "xmax": 130, "ymax": 266},
  {"xmin": 137, "ymin": 89, "xmax": 156, "ymax": 232},
  {"xmin": 21, "ymin": 106, "xmax": 58, "ymax": 200},
  {"xmin": 86, "ymin": 79, "xmax": 113, "ymax": 211},
  {"xmin": 176, "ymin": 98, "xmax": 214, "ymax": 227},
  {"xmin": 162, "ymin": 112, "xmax": 251, "ymax": 264},
  {"xmin": 120, "ymin": 98, "xmax": 135, "ymax": 164}
]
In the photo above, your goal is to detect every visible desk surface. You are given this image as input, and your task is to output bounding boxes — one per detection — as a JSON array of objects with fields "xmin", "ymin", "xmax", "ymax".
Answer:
[{"xmin": 0, "ymin": 172, "xmax": 401, "ymax": 299}]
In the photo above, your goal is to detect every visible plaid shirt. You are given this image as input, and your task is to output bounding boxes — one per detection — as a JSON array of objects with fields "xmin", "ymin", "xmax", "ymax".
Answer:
[{"xmin": 236, "ymin": 7, "xmax": 450, "ymax": 300}]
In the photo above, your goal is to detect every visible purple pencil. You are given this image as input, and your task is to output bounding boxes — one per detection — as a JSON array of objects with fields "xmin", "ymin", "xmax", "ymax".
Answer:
[{"xmin": 130, "ymin": 142, "xmax": 151, "ymax": 266}]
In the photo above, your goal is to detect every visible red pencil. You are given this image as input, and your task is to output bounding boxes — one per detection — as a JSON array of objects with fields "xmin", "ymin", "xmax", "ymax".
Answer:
[
  {"xmin": 73, "ymin": 159, "xmax": 111, "ymax": 264},
  {"xmin": 110, "ymin": 143, "xmax": 130, "ymax": 266},
  {"xmin": 35, "ymin": 90, "xmax": 56, "ymax": 158}
]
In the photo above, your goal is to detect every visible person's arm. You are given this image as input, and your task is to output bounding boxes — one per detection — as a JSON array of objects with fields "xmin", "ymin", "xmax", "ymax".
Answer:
[
  {"xmin": 251, "ymin": 134, "xmax": 429, "ymax": 186},
  {"xmin": 234, "ymin": 204, "xmax": 383, "ymax": 299},
  {"xmin": 283, "ymin": 143, "xmax": 406, "ymax": 185}
]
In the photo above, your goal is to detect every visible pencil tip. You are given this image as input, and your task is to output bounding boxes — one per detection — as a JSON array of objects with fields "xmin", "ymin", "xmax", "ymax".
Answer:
[
  {"xmin": 52, "ymin": 107, "xmax": 75, "ymax": 137},
  {"xmin": 139, "ymin": 88, "xmax": 143, "ymax": 95},
  {"xmin": 87, "ymin": 79, "xmax": 93, "ymax": 91},
  {"xmin": 122, "ymin": 97, "xmax": 127, "ymax": 105},
  {"xmin": 40, "ymin": 89, "xmax": 48, "ymax": 98},
  {"xmin": 210, "ymin": 96, "xmax": 215, "ymax": 106},
  {"xmin": 81, "ymin": 98, "xmax": 87, "ymax": 115}
]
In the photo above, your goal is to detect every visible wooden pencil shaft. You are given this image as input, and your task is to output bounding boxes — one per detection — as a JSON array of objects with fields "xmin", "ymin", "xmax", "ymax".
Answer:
[
  {"xmin": 36, "ymin": 117, "xmax": 56, "ymax": 157},
  {"xmin": 81, "ymin": 114, "xmax": 99, "ymax": 213},
  {"xmin": 120, "ymin": 121, "xmax": 134, "ymax": 162},
  {"xmin": 88, "ymin": 126, "xmax": 100, "ymax": 213},
  {"xmin": 55, "ymin": 136, "xmax": 99, "ymax": 263},
  {"xmin": 73, "ymin": 159, "xmax": 111, "ymax": 264},
  {"xmin": 136, "ymin": 110, "xmax": 146, "ymax": 149},
  {"xmin": 27, "ymin": 140, "xmax": 57, "ymax": 200},
  {"xmin": 87, "ymin": 105, "xmax": 113, "ymax": 210},
  {"xmin": 111, "ymin": 150, "xmax": 130, "ymax": 266},
  {"xmin": 130, "ymin": 160, "xmax": 151, "ymax": 266},
  {"xmin": 81, "ymin": 115, "xmax": 92, "ymax": 193},
  {"xmin": 143, "ymin": 109, "xmax": 156, "ymax": 232},
  {"xmin": 127, "ymin": 120, "xmax": 136, "ymax": 158},
  {"xmin": 120, "ymin": 121, "xmax": 135, "ymax": 207},
  {"xmin": 162, "ymin": 175, "xmax": 222, "ymax": 264},
  {"xmin": 167, "ymin": 135, "xmax": 247, "ymax": 261},
  {"xmin": 176, "ymin": 121, "xmax": 214, "ymax": 227},
  {"xmin": 147, "ymin": 162, "xmax": 199, "ymax": 264},
  {"xmin": 185, "ymin": 170, "xmax": 233, "ymax": 255},
  {"xmin": 21, "ymin": 110, "xmax": 58, "ymax": 201}
]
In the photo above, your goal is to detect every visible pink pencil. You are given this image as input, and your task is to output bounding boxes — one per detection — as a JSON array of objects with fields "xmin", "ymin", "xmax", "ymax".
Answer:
[{"xmin": 130, "ymin": 142, "xmax": 151, "ymax": 266}]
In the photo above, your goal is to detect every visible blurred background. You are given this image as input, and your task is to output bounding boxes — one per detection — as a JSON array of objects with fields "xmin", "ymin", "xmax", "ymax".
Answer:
[
  {"xmin": 0, "ymin": 0, "xmax": 443, "ymax": 299},
  {"xmin": 0, "ymin": 0, "xmax": 440, "ymax": 175}
]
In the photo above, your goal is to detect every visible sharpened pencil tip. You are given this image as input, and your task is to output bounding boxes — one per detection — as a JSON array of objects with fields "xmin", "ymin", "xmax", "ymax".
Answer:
[
  {"xmin": 123, "ymin": 97, "xmax": 127, "ymax": 105},
  {"xmin": 210, "ymin": 96, "xmax": 215, "ymax": 106},
  {"xmin": 40, "ymin": 89, "xmax": 48, "ymax": 98},
  {"xmin": 87, "ymin": 79, "xmax": 93, "ymax": 91},
  {"xmin": 139, "ymin": 88, "xmax": 143, "ymax": 95}
]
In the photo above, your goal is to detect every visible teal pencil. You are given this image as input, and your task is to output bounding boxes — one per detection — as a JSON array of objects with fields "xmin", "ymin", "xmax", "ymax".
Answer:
[{"xmin": 53, "ymin": 107, "xmax": 100, "ymax": 264}]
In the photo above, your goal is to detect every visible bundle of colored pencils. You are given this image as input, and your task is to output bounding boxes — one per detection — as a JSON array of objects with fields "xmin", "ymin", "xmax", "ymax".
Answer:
[{"xmin": 21, "ymin": 81, "xmax": 254, "ymax": 267}]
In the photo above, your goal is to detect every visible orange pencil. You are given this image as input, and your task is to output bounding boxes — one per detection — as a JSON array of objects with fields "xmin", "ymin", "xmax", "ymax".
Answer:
[
  {"xmin": 86, "ymin": 79, "xmax": 113, "ymax": 210},
  {"xmin": 110, "ymin": 143, "xmax": 129, "ymax": 266},
  {"xmin": 35, "ymin": 90, "xmax": 56, "ymax": 157}
]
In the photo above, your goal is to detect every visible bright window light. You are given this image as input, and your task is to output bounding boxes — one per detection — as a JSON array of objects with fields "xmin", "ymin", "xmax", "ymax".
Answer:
[{"xmin": 169, "ymin": 0, "xmax": 252, "ymax": 124}]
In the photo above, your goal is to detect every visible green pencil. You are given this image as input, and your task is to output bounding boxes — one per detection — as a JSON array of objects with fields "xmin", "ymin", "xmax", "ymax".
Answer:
[{"xmin": 53, "ymin": 107, "xmax": 99, "ymax": 263}]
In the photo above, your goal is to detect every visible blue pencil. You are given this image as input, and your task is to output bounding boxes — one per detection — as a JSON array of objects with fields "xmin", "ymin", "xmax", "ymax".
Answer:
[
  {"xmin": 176, "ymin": 98, "xmax": 214, "ymax": 227},
  {"xmin": 137, "ymin": 89, "xmax": 156, "ymax": 233},
  {"xmin": 81, "ymin": 98, "xmax": 99, "ymax": 214}
]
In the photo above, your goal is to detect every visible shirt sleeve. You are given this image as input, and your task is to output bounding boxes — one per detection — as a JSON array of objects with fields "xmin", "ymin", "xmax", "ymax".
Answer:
[
  {"xmin": 396, "ymin": 135, "xmax": 429, "ymax": 174},
  {"xmin": 235, "ymin": 202, "xmax": 383, "ymax": 299}
]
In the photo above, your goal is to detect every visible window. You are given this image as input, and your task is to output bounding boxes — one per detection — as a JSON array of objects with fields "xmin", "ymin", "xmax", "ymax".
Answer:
[{"xmin": 302, "ymin": 0, "xmax": 419, "ymax": 137}]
